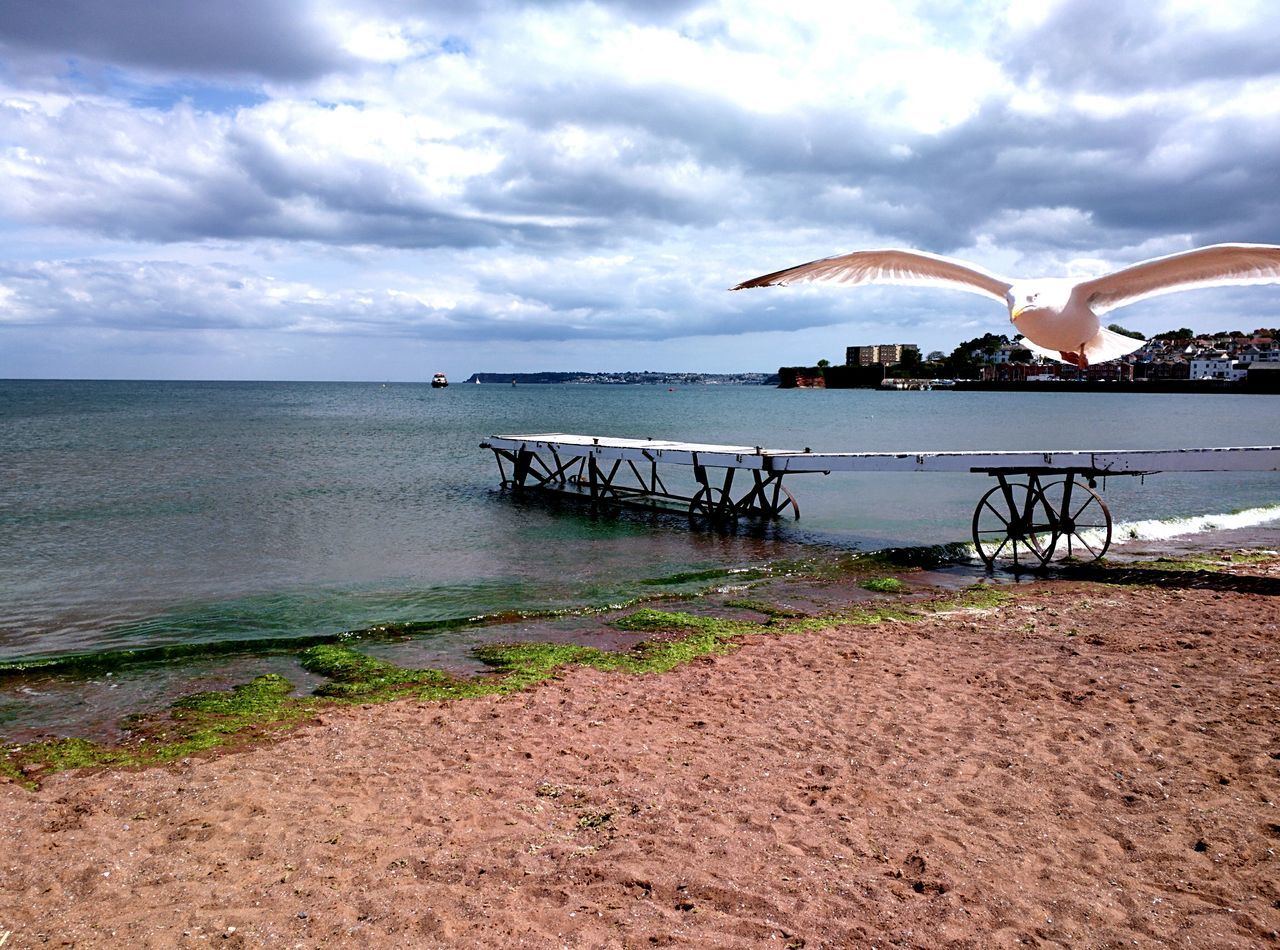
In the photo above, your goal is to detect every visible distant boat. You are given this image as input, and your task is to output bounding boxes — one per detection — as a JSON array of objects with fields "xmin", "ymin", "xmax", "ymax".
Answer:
[
  {"xmin": 431, "ymin": 373, "xmax": 448, "ymax": 388},
  {"xmin": 879, "ymin": 378, "xmax": 936, "ymax": 391}
]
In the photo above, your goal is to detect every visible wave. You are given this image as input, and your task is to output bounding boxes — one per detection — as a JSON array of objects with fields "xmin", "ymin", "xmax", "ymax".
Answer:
[{"xmin": 1104, "ymin": 502, "xmax": 1280, "ymax": 547}]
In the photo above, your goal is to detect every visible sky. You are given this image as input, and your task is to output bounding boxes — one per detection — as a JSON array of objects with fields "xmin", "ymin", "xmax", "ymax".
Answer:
[{"xmin": 1, "ymin": 0, "xmax": 1279, "ymax": 381}]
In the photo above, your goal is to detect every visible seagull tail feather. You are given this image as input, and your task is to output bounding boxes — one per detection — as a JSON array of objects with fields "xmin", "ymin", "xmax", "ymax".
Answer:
[{"xmin": 1082, "ymin": 327, "xmax": 1146, "ymax": 366}]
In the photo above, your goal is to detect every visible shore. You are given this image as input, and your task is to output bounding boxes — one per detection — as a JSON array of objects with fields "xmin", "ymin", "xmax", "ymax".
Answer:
[{"xmin": 2, "ymin": 546, "xmax": 1279, "ymax": 947}]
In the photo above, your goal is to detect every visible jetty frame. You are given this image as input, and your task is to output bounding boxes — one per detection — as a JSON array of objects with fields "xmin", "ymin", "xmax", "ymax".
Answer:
[{"xmin": 480, "ymin": 434, "xmax": 1280, "ymax": 568}]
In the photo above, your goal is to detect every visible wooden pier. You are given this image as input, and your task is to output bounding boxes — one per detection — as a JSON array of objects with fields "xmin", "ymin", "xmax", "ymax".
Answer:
[{"xmin": 481, "ymin": 434, "xmax": 1280, "ymax": 568}]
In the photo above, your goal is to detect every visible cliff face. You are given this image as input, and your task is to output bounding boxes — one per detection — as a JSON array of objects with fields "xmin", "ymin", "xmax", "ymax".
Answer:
[
  {"xmin": 777, "ymin": 365, "xmax": 888, "ymax": 388},
  {"xmin": 777, "ymin": 367, "xmax": 825, "ymax": 388}
]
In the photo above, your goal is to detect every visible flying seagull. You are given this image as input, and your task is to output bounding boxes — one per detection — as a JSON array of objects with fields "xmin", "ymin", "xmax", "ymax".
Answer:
[{"xmin": 731, "ymin": 244, "xmax": 1280, "ymax": 366}]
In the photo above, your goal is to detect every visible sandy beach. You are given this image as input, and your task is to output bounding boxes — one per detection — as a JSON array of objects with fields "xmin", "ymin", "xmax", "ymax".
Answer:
[{"xmin": 2, "ymin": 552, "xmax": 1279, "ymax": 948}]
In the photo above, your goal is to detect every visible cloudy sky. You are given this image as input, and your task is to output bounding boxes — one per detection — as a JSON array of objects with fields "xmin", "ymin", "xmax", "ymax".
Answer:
[{"xmin": 2, "ymin": 0, "xmax": 1279, "ymax": 380}]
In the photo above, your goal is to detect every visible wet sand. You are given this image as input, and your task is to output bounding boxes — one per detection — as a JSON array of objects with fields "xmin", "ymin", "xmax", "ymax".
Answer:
[{"xmin": 2, "ymin": 551, "xmax": 1279, "ymax": 948}]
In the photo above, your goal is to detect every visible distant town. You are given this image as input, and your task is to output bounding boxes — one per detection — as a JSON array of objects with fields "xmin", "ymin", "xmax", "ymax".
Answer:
[
  {"xmin": 463, "ymin": 325, "xmax": 1280, "ymax": 392},
  {"xmin": 464, "ymin": 371, "xmax": 777, "ymax": 386},
  {"xmin": 781, "ymin": 325, "xmax": 1280, "ymax": 393}
]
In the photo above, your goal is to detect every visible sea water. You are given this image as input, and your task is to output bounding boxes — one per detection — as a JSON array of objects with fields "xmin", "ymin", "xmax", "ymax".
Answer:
[{"xmin": 2, "ymin": 379, "xmax": 1278, "ymax": 736}]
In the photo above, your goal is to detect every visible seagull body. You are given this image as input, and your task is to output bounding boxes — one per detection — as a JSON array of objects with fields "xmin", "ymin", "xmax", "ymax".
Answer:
[{"xmin": 732, "ymin": 244, "xmax": 1280, "ymax": 366}]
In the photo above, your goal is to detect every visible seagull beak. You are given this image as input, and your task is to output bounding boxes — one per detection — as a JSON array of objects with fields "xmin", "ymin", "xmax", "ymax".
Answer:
[{"xmin": 1010, "ymin": 305, "xmax": 1026, "ymax": 322}]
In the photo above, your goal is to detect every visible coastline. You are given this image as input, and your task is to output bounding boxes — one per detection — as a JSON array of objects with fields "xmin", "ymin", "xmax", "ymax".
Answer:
[{"xmin": 2, "ymin": 534, "xmax": 1278, "ymax": 946}]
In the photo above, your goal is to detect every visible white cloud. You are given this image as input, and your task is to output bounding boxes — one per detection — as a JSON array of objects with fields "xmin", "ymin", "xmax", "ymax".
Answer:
[{"xmin": 1, "ymin": 0, "xmax": 1279, "ymax": 379}]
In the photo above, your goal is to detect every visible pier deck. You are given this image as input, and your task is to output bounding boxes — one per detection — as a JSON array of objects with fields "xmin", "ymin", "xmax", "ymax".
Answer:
[{"xmin": 480, "ymin": 434, "xmax": 1280, "ymax": 568}]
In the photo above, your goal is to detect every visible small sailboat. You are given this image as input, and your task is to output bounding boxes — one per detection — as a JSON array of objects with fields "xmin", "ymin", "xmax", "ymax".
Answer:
[{"xmin": 431, "ymin": 372, "xmax": 448, "ymax": 388}]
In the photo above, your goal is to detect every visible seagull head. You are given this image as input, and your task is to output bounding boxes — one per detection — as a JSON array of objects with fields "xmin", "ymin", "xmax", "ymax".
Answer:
[{"xmin": 1006, "ymin": 279, "xmax": 1074, "ymax": 323}]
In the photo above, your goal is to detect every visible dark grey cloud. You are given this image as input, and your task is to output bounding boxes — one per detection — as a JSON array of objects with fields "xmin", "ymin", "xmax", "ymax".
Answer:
[
  {"xmin": 719, "ymin": 96, "xmax": 1280, "ymax": 255},
  {"xmin": 463, "ymin": 141, "xmax": 719, "ymax": 231},
  {"xmin": 0, "ymin": 0, "xmax": 348, "ymax": 80},
  {"xmin": 0, "ymin": 256, "xmax": 826, "ymax": 342},
  {"xmin": 487, "ymin": 70, "xmax": 899, "ymax": 179},
  {"xmin": 457, "ymin": 57, "xmax": 1280, "ymax": 258},
  {"xmin": 367, "ymin": 0, "xmax": 706, "ymax": 25},
  {"xmin": 923, "ymin": 105, "xmax": 1280, "ymax": 248},
  {"xmin": 1002, "ymin": 0, "xmax": 1280, "ymax": 93}
]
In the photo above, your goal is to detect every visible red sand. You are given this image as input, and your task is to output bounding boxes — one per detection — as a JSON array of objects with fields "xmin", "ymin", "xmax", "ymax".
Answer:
[{"xmin": 2, "ymin": 558, "xmax": 1279, "ymax": 948}]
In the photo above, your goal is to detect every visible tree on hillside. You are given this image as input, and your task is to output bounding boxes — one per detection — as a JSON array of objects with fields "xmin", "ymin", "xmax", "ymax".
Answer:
[
  {"xmin": 1107, "ymin": 324, "xmax": 1145, "ymax": 340},
  {"xmin": 959, "ymin": 332, "xmax": 1010, "ymax": 356},
  {"xmin": 1153, "ymin": 327, "xmax": 1194, "ymax": 341},
  {"xmin": 941, "ymin": 332, "xmax": 1010, "ymax": 376},
  {"xmin": 885, "ymin": 346, "xmax": 924, "ymax": 379}
]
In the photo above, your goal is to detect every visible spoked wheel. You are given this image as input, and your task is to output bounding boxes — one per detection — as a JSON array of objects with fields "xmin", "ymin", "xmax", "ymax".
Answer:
[
  {"xmin": 689, "ymin": 486, "xmax": 734, "ymax": 522},
  {"xmin": 1033, "ymin": 478, "xmax": 1112, "ymax": 562},
  {"xmin": 738, "ymin": 474, "xmax": 800, "ymax": 520},
  {"xmin": 971, "ymin": 479, "xmax": 1057, "ymax": 569}
]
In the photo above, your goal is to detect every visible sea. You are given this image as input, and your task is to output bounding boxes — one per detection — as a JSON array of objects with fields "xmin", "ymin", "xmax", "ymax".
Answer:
[{"xmin": 3, "ymin": 379, "xmax": 1279, "ymax": 740}]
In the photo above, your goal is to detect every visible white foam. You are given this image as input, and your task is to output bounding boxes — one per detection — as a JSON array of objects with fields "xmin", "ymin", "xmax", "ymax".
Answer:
[{"xmin": 1107, "ymin": 503, "xmax": 1280, "ymax": 546}]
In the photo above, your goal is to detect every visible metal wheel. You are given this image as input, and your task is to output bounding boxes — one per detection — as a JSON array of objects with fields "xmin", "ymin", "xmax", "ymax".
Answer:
[
  {"xmin": 770, "ymin": 484, "xmax": 800, "ymax": 520},
  {"xmin": 971, "ymin": 479, "xmax": 1057, "ymax": 568},
  {"xmin": 1033, "ymin": 478, "xmax": 1112, "ymax": 562},
  {"xmin": 689, "ymin": 486, "xmax": 733, "ymax": 521}
]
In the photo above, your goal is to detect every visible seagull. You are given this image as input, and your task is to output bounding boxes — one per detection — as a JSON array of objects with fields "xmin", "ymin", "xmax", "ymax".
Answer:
[{"xmin": 731, "ymin": 244, "xmax": 1280, "ymax": 366}]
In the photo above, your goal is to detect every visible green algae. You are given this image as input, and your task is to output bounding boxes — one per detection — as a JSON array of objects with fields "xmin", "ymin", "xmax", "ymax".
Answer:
[
  {"xmin": 171, "ymin": 672, "xmax": 297, "ymax": 717},
  {"xmin": 0, "ymin": 549, "xmax": 938, "ymax": 682},
  {"xmin": 722, "ymin": 599, "xmax": 808, "ymax": 619},
  {"xmin": 0, "ymin": 605, "xmax": 635, "ymax": 681},
  {"xmin": 944, "ymin": 584, "xmax": 1013, "ymax": 611},
  {"xmin": 0, "ymin": 635, "xmax": 338, "ymax": 679},
  {"xmin": 473, "ymin": 643, "xmax": 609, "ymax": 691},
  {"xmin": 3, "ymin": 673, "xmax": 319, "ymax": 790},
  {"xmin": 301, "ymin": 644, "xmax": 507, "ymax": 702},
  {"xmin": 576, "ymin": 810, "xmax": 614, "ymax": 830},
  {"xmin": 474, "ymin": 614, "xmax": 748, "ymax": 685},
  {"xmin": 615, "ymin": 612, "xmax": 750, "ymax": 672},
  {"xmin": 862, "ymin": 577, "xmax": 908, "ymax": 593},
  {"xmin": 2, "ymin": 580, "xmax": 1018, "ymax": 789},
  {"xmin": 640, "ymin": 566, "xmax": 766, "ymax": 586},
  {"xmin": 612, "ymin": 608, "xmax": 719, "ymax": 633},
  {"xmin": 110, "ymin": 673, "xmax": 316, "ymax": 756},
  {"xmin": 0, "ymin": 755, "xmax": 25, "ymax": 785},
  {"xmin": 299, "ymin": 644, "xmax": 454, "ymax": 699},
  {"xmin": 1121, "ymin": 551, "xmax": 1277, "ymax": 573}
]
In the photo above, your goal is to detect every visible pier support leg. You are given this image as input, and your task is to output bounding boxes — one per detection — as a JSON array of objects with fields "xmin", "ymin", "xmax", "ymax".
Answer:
[{"xmin": 513, "ymin": 450, "xmax": 534, "ymax": 488}]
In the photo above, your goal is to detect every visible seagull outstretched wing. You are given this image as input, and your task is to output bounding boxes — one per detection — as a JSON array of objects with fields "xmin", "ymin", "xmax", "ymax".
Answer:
[
  {"xmin": 1077, "ymin": 244, "xmax": 1280, "ymax": 315},
  {"xmin": 731, "ymin": 248, "xmax": 1012, "ymax": 304}
]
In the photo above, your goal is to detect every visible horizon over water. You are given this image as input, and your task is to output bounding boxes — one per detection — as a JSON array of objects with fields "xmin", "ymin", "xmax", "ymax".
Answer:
[{"xmin": 2, "ymin": 379, "xmax": 1279, "ymax": 738}]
